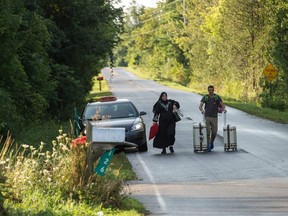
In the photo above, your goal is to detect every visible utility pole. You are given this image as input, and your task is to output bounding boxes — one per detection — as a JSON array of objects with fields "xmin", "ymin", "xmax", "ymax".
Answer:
[{"xmin": 183, "ymin": 0, "xmax": 187, "ymax": 25}]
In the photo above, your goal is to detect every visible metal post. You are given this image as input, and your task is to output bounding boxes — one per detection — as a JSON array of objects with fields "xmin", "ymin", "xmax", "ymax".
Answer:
[
  {"xmin": 99, "ymin": 80, "xmax": 102, "ymax": 91},
  {"xmin": 183, "ymin": 0, "xmax": 187, "ymax": 25},
  {"xmin": 73, "ymin": 108, "xmax": 80, "ymax": 137}
]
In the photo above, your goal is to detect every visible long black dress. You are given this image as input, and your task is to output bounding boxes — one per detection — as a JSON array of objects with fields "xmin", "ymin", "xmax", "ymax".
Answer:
[{"xmin": 152, "ymin": 99, "xmax": 180, "ymax": 149}]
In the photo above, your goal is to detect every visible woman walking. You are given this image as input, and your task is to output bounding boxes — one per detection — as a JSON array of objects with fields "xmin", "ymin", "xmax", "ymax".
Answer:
[{"xmin": 152, "ymin": 92, "xmax": 180, "ymax": 154}]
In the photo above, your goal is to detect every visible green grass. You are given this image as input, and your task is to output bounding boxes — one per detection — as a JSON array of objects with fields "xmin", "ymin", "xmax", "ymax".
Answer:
[
  {"xmin": 16, "ymin": 120, "xmax": 71, "ymax": 148},
  {"xmin": 5, "ymin": 193, "xmax": 145, "ymax": 216},
  {"xmin": 224, "ymin": 98, "xmax": 288, "ymax": 124},
  {"xmin": 110, "ymin": 152, "xmax": 137, "ymax": 180}
]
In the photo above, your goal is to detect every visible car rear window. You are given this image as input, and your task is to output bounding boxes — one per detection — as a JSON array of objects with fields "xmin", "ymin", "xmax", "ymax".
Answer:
[{"xmin": 83, "ymin": 102, "xmax": 138, "ymax": 120}]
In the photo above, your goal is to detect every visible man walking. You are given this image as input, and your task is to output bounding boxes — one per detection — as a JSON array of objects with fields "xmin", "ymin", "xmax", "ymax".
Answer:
[{"xmin": 199, "ymin": 85, "xmax": 226, "ymax": 151}]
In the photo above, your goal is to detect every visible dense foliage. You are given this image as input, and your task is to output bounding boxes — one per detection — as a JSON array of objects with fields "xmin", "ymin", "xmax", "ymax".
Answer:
[
  {"xmin": 115, "ymin": 0, "xmax": 288, "ymax": 110},
  {"xmin": 0, "ymin": 0, "xmax": 123, "ymax": 135}
]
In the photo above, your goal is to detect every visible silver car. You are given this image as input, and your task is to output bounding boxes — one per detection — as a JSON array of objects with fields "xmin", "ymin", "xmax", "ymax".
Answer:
[{"xmin": 80, "ymin": 96, "xmax": 148, "ymax": 152}]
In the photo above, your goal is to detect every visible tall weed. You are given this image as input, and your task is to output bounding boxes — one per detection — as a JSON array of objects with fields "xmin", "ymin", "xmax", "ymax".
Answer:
[
  {"xmin": 0, "ymin": 134, "xmax": 10, "ymax": 215},
  {"xmin": 1, "ymin": 129, "xmax": 126, "ymax": 214}
]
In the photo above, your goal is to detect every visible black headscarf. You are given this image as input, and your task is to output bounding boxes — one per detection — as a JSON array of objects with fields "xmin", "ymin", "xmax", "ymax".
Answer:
[
  {"xmin": 153, "ymin": 92, "xmax": 168, "ymax": 112},
  {"xmin": 158, "ymin": 92, "xmax": 168, "ymax": 104}
]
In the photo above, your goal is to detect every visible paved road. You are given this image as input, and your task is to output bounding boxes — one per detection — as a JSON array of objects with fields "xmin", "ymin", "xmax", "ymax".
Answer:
[{"xmin": 102, "ymin": 67, "xmax": 288, "ymax": 216}]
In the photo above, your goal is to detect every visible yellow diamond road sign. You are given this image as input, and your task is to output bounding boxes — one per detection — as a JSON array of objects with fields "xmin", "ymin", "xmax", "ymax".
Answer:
[{"xmin": 263, "ymin": 64, "xmax": 278, "ymax": 82}]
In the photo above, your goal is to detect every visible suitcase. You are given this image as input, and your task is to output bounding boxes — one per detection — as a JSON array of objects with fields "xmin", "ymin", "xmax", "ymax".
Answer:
[
  {"xmin": 223, "ymin": 113, "xmax": 237, "ymax": 151},
  {"xmin": 193, "ymin": 122, "xmax": 209, "ymax": 153}
]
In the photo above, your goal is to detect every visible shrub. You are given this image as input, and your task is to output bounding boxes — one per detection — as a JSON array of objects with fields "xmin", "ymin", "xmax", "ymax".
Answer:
[{"xmin": 1, "ymin": 129, "xmax": 125, "ymax": 214}]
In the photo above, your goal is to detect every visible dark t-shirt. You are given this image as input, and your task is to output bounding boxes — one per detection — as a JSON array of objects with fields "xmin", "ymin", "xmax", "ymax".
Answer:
[{"xmin": 201, "ymin": 94, "xmax": 222, "ymax": 118}]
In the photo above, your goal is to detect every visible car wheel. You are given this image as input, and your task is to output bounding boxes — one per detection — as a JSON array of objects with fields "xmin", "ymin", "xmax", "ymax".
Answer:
[
  {"xmin": 138, "ymin": 141, "xmax": 148, "ymax": 152},
  {"xmin": 114, "ymin": 146, "xmax": 125, "ymax": 154}
]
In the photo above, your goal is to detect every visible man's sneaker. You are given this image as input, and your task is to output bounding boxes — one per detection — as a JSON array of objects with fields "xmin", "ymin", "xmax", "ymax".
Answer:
[
  {"xmin": 169, "ymin": 146, "xmax": 174, "ymax": 153},
  {"xmin": 161, "ymin": 148, "xmax": 166, "ymax": 154},
  {"xmin": 210, "ymin": 143, "xmax": 214, "ymax": 150},
  {"xmin": 207, "ymin": 146, "xmax": 211, "ymax": 152}
]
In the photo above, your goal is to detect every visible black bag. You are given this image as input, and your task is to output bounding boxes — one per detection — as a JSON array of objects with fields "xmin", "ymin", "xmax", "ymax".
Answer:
[{"xmin": 173, "ymin": 111, "xmax": 181, "ymax": 122}]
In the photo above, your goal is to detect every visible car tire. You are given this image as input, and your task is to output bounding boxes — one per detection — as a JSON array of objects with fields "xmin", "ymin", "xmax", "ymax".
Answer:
[
  {"xmin": 138, "ymin": 141, "xmax": 148, "ymax": 152},
  {"xmin": 114, "ymin": 146, "xmax": 125, "ymax": 154}
]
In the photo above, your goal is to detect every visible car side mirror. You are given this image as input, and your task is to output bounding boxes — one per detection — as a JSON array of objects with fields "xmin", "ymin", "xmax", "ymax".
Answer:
[{"xmin": 140, "ymin": 111, "xmax": 147, "ymax": 116}]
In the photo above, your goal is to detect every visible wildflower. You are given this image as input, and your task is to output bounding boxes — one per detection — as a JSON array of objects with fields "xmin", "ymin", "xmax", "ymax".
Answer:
[
  {"xmin": 42, "ymin": 169, "xmax": 49, "ymax": 175},
  {"xmin": 71, "ymin": 136, "xmax": 86, "ymax": 147},
  {"xmin": 46, "ymin": 151, "xmax": 51, "ymax": 159},
  {"xmin": 96, "ymin": 211, "xmax": 104, "ymax": 216},
  {"xmin": 56, "ymin": 135, "xmax": 63, "ymax": 142},
  {"xmin": 21, "ymin": 144, "xmax": 30, "ymax": 149},
  {"xmin": 59, "ymin": 128, "xmax": 63, "ymax": 134},
  {"xmin": 65, "ymin": 137, "xmax": 71, "ymax": 143},
  {"xmin": 32, "ymin": 150, "xmax": 38, "ymax": 156},
  {"xmin": 51, "ymin": 152, "xmax": 57, "ymax": 158},
  {"xmin": 52, "ymin": 140, "xmax": 57, "ymax": 146},
  {"xmin": 53, "ymin": 167, "xmax": 59, "ymax": 171},
  {"xmin": 61, "ymin": 145, "xmax": 69, "ymax": 151},
  {"xmin": 39, "ymin": 142, "xmax": 45, "ymax": 151}
]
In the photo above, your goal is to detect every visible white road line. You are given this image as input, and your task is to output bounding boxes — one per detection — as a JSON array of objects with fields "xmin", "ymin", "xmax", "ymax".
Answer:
[{"xmin": 136, "ymin": 154, "xmax": 167, "ymax": 211}]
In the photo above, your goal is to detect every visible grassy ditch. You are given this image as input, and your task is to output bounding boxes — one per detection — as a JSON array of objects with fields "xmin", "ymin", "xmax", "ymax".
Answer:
[{"xmin": 0, "ymin": 75, "xmax": 146, "ymax": 216}]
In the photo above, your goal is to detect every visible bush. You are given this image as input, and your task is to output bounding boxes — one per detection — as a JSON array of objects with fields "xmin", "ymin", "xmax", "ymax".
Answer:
[
  {"xmin": 1, "ymin": 129, "xmax": 126, "ymax": 214},
  {"xmin": 260, "ymin": 73, "xmax": 288, "ymax": 111}
]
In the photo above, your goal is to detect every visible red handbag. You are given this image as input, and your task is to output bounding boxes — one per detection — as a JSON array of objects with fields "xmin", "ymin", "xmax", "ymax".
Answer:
[{"xmin": 149, "ymin": 122, "xmax": 159, "ymax": 140}]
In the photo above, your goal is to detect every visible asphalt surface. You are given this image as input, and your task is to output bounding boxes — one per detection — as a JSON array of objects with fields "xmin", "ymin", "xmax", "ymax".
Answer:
[{"xmin": 102, "ymin": 67, "xmax": 288, "ymax": 216}]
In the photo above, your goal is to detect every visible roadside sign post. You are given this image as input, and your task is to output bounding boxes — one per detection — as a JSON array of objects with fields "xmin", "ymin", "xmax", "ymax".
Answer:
[
  {"xmin": 73, "ymin": 107, "xmax": 81, "ymax": 137},
  {"xmin": 97, "ymin": 76, "xmax": 104, "ymax": 91},
  {"xmin": 263, "ymin": 64, "xmax": 278, "ymax": 96}
]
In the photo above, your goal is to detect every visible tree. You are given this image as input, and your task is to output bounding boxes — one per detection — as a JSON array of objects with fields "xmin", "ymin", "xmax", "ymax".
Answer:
[
  {"xmin": 115, "ymin": 0, "xmax": 288, "ymax": 110},
  {"xmin": 0, "ymin": 0, "xmax": 54, "ymax": 133},
  {"xmin": 35, "ymin": 0, "xmax": 124, "ymax": 118},
  {"xmin": 261, "ymin": 1, "xmax": 288, "ymax": 110},
  {"xmin": 0, "ymin": 0, "xmax": 124, "ymax": 135},
  {"xmin": 117, "ymin": 0, "xmax": 190, "ymax": 84}
]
